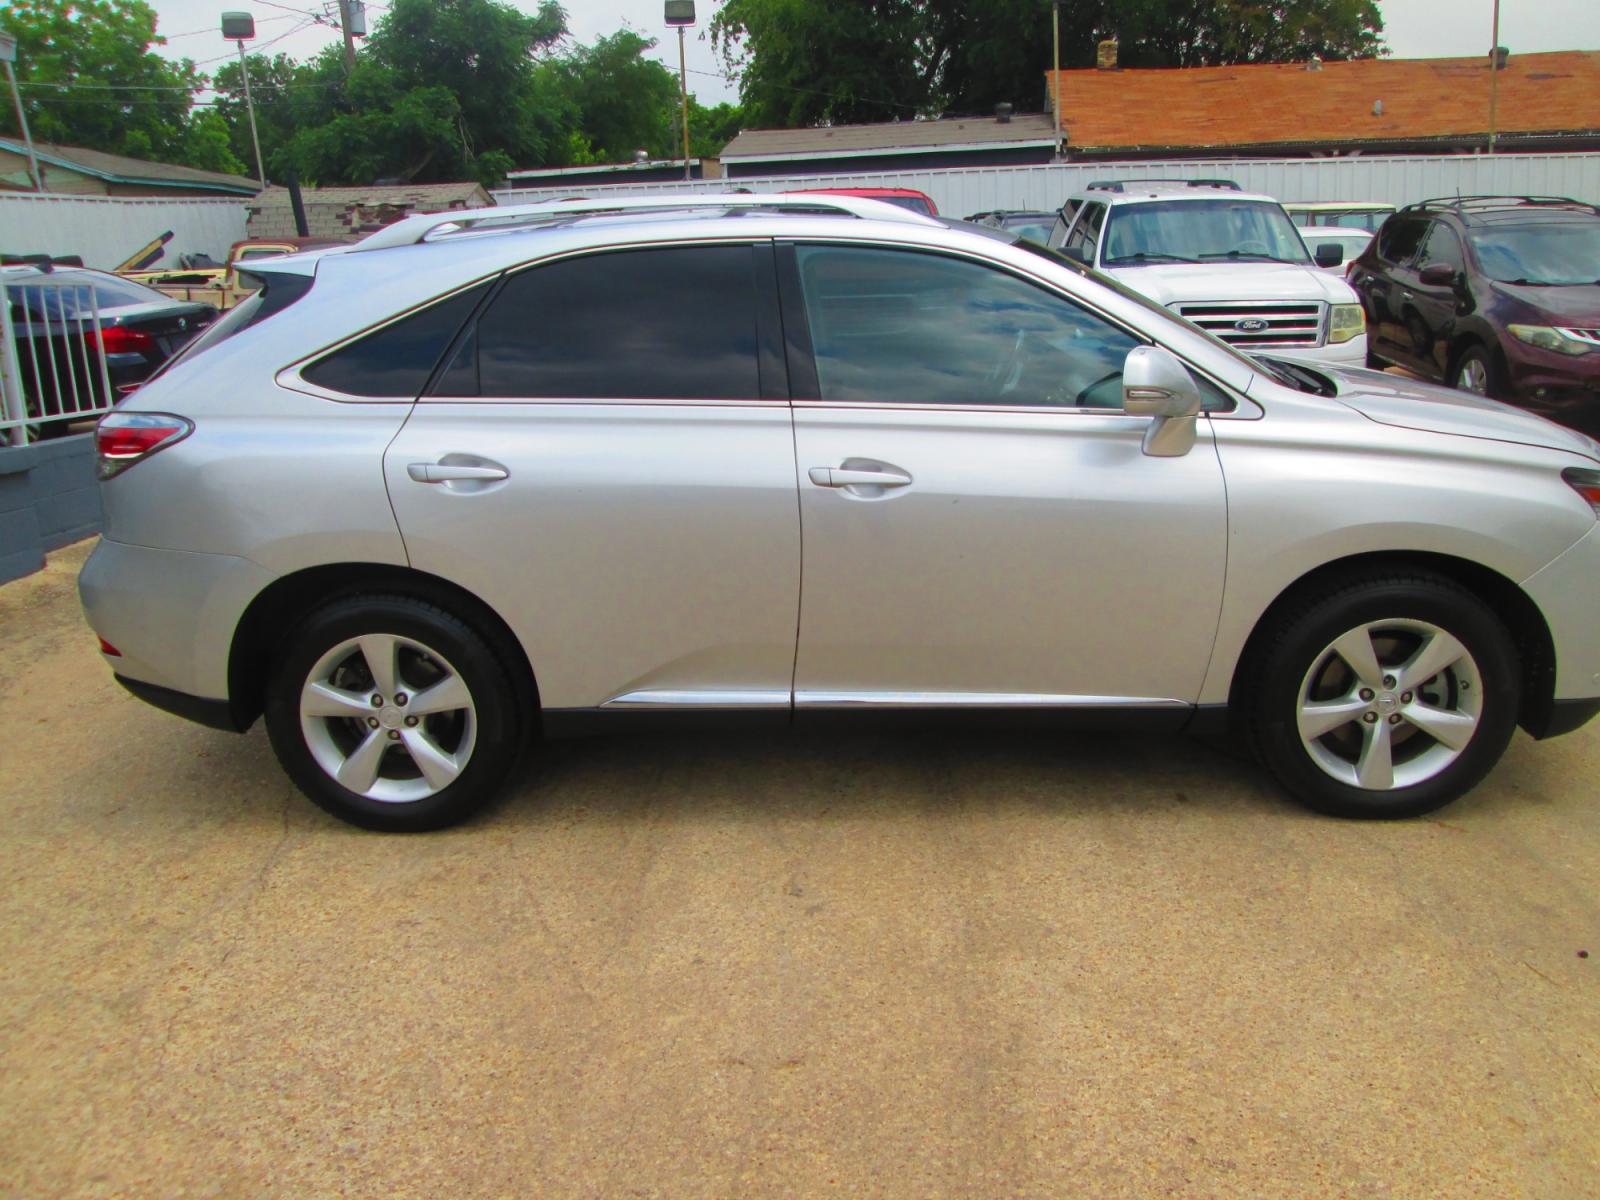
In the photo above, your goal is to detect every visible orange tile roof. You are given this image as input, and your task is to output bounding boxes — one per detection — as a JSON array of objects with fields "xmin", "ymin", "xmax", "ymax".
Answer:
[{"xmin": 1044, "ymin": 51, "xmax": 1600, "ymax": 151}]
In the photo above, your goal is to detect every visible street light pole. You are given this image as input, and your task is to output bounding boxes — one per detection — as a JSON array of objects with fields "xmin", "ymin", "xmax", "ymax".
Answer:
[
  {"xmin": 665, "ymin": 1, "xmax": 695, "ymax": 181},
  {"xmin": 0, "ymin": 30, "xmax": 43, "ymax": 192},
  {"xmin": 236, "ymin": 39, "xmax": 266, "ymax": 186},
  {"xmin": 221, "ymin": 14, "xmax": 265, "ymax": 186},
  {"xmin": 1051, "ymin": 2, "xmax": 1062, "ymax": 160}
]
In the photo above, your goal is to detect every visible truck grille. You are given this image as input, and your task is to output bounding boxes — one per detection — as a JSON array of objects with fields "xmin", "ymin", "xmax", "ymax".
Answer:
[{"xmin": 1172, "ymin": 301, "xmax": 1326, "ymax": 348}]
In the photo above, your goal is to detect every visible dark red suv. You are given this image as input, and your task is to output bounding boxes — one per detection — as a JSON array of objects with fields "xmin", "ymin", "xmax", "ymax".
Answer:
[{"xmin": 1348, "ymin": 196, "xmax": 1600, "ymax": 437}]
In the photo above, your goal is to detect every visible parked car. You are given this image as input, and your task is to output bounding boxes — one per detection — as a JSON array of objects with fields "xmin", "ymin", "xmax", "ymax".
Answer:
[
  {"xmin": 785, "ymin": 186, "xmax": 939, "ymax": 216},
  {"xmin": 124, "ymin": 237, "xmax": 348, "ymax": 311},
  {"xmin": 1047, "ymin": 179, "xmax": 1368, "ymax": 365},
  {"xmin": 79, "ymin": 192, "xmax": 1600, "ymax": 832},
  {"xmin": 1348, "ymin": 196, "xmax": 1600, "ymax": 436},
  {"xmin": 3, "ymin": 265, "xmax": 215, "ymax": 435},
  {"xmin": 1300, "ymin": 226, "xmax": 1374, "ymax": 273},
  {"xmin": 1285, "ymin": 202, "xmax": 1397, "ymax": 232},
  {"xmin": 967, "ymin": 210, "xmax": 1058, "ymax": 243}
]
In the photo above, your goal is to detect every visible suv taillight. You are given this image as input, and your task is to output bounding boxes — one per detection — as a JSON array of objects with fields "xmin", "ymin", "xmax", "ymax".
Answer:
[{"xmin": 95, "ymin": 412, "xmax": 193, "ymax": 480}]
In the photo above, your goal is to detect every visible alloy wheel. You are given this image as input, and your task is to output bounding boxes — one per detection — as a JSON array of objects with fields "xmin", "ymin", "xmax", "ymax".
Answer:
[
  {"xmin": 1456, "ymin": 357, "xmax": 1490, "ymax": 395},
  {"xmin": 1295, "ymin": 618, "xmax": 1483, "ymax": 790},
  {"xmin": 298, "ymin": 633, "xmax": 477, "ymax": 803}
]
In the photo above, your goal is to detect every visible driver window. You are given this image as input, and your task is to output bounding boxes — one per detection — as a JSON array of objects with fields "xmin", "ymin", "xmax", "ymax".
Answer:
[{"xmin": 794, "ymin": 244, "xmax": 1141, "ymax": 409}]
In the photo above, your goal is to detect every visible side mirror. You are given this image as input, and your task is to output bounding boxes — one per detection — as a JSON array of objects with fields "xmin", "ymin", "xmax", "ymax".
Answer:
[
  {"xmin": 1418, "ymin": 262, "xmax": 1457, "ymax": 287},
  {"xmin": 1122, "ymin": 345, "xmax": 1203, "ymax": 457},
  {"xmin": 1060, "ymin": 245, "xmax": 1090, "ymax": 265},
  {"xmin": 1314, "ymin": 242, "xmax": 1344, "ymax": 268}
]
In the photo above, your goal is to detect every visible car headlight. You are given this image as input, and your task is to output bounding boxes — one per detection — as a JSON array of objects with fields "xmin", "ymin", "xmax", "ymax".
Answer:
[
  {"xmin": 1328, "ymin": 303, "xmax": 1365, "ymax": 344},
  {"xmin": 1509, "ymin": 325, "xmax": 1593, "ymax": 356}
]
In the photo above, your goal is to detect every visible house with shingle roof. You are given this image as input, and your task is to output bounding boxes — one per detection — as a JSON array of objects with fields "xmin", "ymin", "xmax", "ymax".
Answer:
[
  {"xmin": 246, "ymin": 181, "xmax": 493, "ymax": 240},
  {"xmin": 0, "ymin": 139, "xmax": 259, "ymax": 196}
]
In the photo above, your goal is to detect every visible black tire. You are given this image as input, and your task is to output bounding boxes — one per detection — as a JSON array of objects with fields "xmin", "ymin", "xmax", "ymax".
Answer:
[
  {"xmin": 264, "ymin": 594, "xmax": 524, "ymax": 832},
  {"xmin": 1246, "ymin": 571, "xmax": 1520, "ymax": 819},
  {"xmin": 1450, "ymin": 343, "xmax": 1503, "ymax": 399}
]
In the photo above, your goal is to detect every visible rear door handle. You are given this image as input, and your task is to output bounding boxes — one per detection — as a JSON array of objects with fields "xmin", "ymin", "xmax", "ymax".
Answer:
[
  {"xmin": 407, "ymin": 462, "xmax": 509, "ymax": 483},
  {"xmin": 808, "ymin": 466, "xmax": 912, "ymax": 488}
]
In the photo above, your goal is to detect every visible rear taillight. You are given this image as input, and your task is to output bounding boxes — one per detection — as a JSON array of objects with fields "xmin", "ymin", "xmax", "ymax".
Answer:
[
  {"xmin": 95, "ymin": 412, "xmax": 193, "ymax": 480},
  {"xmin": 89, "ymin": 325, "xmax": 158, "ymax": 355},
  {"xmin": 1563, "ymin": 467, "xmax": 1600, "ymax": 517}
]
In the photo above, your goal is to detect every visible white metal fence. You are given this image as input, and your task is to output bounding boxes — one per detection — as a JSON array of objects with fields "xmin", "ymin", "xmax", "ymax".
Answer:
[
  {"xmin": 495, "ymin": 151, "xmax": 1600, "ymax": 216},
  {"xmin": 0, "ymin": 192, "xmax": 249, "ymax": 273},
  {"xmin": 1, "ymin": 272, "xmax": 114, "ymax": 447}
]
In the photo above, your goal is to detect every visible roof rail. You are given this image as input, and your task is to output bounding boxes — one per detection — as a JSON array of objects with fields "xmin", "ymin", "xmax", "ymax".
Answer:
[
  {"xmin": 350, "ymin": 192, "xmax": 940, "ymax": 252},
  {"xmin": 1086, "ymin": 178, "xmax": 1242, "ymax": 193},
  {"xmin": 1403, "ymin": 194, "xmax": 1596, "ymax": 214}
]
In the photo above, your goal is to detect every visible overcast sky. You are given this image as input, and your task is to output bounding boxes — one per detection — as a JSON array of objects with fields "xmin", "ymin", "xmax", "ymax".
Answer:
[{"xmin": 139, "ymin": 0, "xmax": 1600, "ymax": 111}]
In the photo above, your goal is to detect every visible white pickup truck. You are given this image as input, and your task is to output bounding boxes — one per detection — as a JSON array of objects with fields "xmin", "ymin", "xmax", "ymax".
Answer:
[{"xmin": 1045, "ymin": 180, "xmax": 1368, "ymax": 367}]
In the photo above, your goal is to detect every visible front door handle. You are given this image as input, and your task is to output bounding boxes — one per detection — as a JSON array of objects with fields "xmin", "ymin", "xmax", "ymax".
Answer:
[
  {"xmin": 808, "ymin": 466, "xmax": 912, "ymax": 488},
  {"xmin": 407, "ymin": 462, "xmax": 509, "ymax": 483}
]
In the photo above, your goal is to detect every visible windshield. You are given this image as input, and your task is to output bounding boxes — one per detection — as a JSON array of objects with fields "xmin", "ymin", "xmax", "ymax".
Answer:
[
  {"xmin": 8, "ymin": 273, "xmax": 170, "ymax": 319},
  {"xmin": 1001, "ymin": 215, "xmax": 1055, "ymax": 243},
  {"xmin": 878, "ymin": 194, "xmax": 934, "ymax": 216},
  {"xmin": 1103, "ymin": 199, "xmax": 1313, "ymax": 266},
  {"xmin": 1468, "ymin": 222, "xmax": 1600, "ymax": 285}
]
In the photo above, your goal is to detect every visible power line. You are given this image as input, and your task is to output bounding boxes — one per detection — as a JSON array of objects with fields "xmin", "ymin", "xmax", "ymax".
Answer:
[{"xmin": 159, "ymin": 14, "xmax": 301, "ymax": 40}]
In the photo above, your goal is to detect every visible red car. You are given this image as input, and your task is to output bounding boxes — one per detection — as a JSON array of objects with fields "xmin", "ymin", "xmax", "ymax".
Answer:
[{"xmin": 784, "ymin": 187, "xmax": 939, "ymax": 217}]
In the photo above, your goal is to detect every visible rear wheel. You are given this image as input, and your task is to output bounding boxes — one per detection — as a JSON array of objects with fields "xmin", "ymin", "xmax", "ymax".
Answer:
[
  {"xmin": 1247, "ymin": 572, "xmax": 1520, "ymax": 819},
  {"xmin": 265, "ymin": 595, "xmax": 523, "ymax": 831}
]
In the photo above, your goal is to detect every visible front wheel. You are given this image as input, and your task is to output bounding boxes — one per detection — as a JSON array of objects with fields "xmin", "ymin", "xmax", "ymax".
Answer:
[
  {"xmin": 1247, "ymin": 573, "xmax": 1520, "ymax": 819},
  {"xmin": 265, "ymin": 595, "xmax": 524, "ymax": 831},
  {"xmin": 1452, "ymin": 344, "xmax": 1502, "ymax": 398}
]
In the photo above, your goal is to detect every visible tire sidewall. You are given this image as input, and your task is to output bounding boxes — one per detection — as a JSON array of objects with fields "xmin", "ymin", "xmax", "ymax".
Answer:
[
  {"xmin": 1254, "ymin": 578, "xmax": 1520, "ymax": 819},
  {"xmin": 264, "ymin": 596, "xmax": 522, "ymax": 832}
]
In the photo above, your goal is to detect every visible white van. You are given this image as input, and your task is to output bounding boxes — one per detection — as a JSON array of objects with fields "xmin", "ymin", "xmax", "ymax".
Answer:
[{"xmin": 1047, "ymin": 180, "xmax": 1367, "ymax": 366}]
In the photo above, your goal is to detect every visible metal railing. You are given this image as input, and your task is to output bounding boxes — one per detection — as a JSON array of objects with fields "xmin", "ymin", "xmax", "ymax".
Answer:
[{"xmin": 1, "ymin": 272, "xmax": 115, "ymax": 447}]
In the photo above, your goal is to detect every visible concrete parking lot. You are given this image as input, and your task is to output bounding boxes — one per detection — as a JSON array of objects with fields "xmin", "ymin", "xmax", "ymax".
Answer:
[{"xmin": 2, "ymin": 539, "xmax": 1597, "ymax": 1198}]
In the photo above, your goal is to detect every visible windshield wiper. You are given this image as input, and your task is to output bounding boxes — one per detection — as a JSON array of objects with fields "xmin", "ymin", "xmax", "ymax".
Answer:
[
  {"xmin": 1103, "ymin": 252, "xmax": 1199, "ymax": 265},
  {"xmin": 1198, "ymin": 251, "xmax": 1303, "ymax": 263},
  {"xmin": 1498, "ymin": 277, "xmax": 1558, "ymax": 286}
]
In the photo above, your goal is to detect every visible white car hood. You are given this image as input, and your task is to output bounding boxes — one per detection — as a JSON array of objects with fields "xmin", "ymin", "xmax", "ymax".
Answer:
[
  {"xmin": 1321, "ymin": 365, "xmax": 1600, "ymax": 460},
  {"xmin": 1108, "ymin": 261, "xmax": 1357, "ymax": 306}
]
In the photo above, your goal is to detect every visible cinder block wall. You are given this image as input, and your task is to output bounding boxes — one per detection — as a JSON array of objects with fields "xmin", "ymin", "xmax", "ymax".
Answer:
[{"xmin": 0, "ymin": 435, "xmax": 101, "ymax": 584}]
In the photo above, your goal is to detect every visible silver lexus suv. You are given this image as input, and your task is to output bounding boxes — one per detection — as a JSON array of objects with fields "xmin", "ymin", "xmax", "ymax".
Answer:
[{"xmin": 79, "ymin": 194, "xmax": 1600, "ymax": 831}]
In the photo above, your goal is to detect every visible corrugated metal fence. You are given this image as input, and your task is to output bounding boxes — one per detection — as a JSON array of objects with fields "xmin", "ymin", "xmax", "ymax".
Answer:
[
  {"xmin": 496, "ymin": 151, "xmax": 1600, "ymax": 215},
  {"xmin": 0, "ymin": 193, "xmax": 248, "ymax": 272}
]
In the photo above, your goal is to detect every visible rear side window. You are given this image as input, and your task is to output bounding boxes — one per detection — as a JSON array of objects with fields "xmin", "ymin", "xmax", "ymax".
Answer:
[
  {"xmin": 1377, "ymin": 217, "xmax": 1427, "ymax": 264},
  {"xmin": 463, "ymin": 245, "xmax": 761, "ymax": 400},
  {"xmin": 302, "ymin": 282, "xmax": 489, "ymax": 397}
]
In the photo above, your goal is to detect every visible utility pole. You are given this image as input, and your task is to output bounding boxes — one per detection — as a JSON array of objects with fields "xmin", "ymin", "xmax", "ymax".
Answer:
[
  {"xmin": 1487, "ymin": 0, "xmax": 1501, "ymax": 153},
  {"xmin": 338, "ymin": 0, "xmax": 358, "ymax": 75}
]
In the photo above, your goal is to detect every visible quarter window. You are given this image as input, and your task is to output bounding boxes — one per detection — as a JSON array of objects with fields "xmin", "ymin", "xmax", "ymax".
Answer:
[
  {"xmin": 464, "ymin": 245, "xmax": 762, "ymax": 400},
  {"xmin": 1417, "ymin": 222, "xmax": 1466, "ymax": 274},
  {"xmin": 794, "ymin": 245, "xmax": 1141, "ymax": 410},
  {"xmin": 302, "ymin": 282, "xmax": 489, "ymax": 397}
]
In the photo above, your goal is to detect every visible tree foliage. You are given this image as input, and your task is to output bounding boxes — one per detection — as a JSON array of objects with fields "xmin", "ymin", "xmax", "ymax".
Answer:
[
  {"xmin": 0, "ymin": 0, "xmax": 244, "ymax": 177},
  {"xmin": 714, "ymin": 0, "xmax": 1386, "ymax": 125}
]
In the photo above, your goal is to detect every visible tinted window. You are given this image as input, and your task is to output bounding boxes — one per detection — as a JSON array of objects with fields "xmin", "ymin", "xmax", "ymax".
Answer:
[
  {"xmin": 1417, "ymin": 222, "xmax": 1465, "ymax": 274},
  {"xmin": 302, "ymin": 282, "xmax": 488, "ymax": 397},
  {"xmin": 879, "ymin": 194, "xmax": 934, "ymax": 215},
  {"xmin": 1377, "ymin": 217, "xmax": 1427, "ymax": 264},
  {"xmin": 10, "ymin": 273, "xmax": 170, "ymax": 318},
  {"xmin": 1065, "ymin": 202, "xmax": 1107, "ymax": 259},
  {"xmin": 795, "ymin": 245, "xmax": 1141, "ymax": 409},
  {"xmin": 469, "ymin": 245, "xmax": 761, "ymax": 400}
]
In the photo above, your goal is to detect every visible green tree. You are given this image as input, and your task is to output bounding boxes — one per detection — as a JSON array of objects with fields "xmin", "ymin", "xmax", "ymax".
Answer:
[
  {"xmin": 0, "ymin": 0, "xmax": 234, "ymax": 171},
  {"xmin": 713, "ymin": 0, "xmax": 1385, "ymax": 125}
]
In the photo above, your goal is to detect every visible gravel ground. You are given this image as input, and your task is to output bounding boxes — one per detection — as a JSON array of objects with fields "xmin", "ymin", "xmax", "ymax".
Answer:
[{"xmin": 2, "ymin": 538, "xmax": 1597, "ymax": 1198}]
